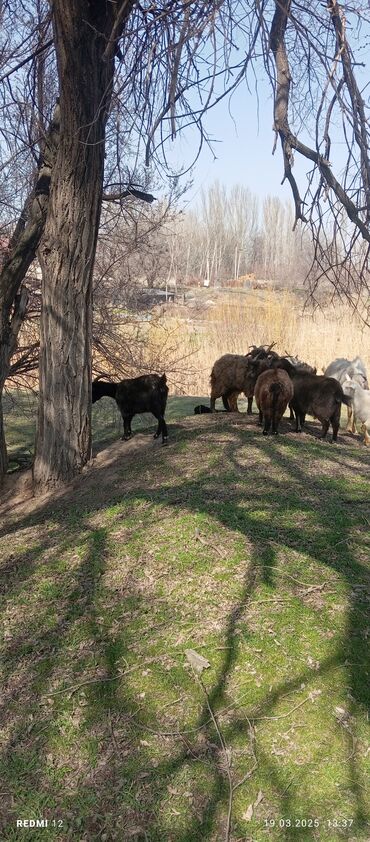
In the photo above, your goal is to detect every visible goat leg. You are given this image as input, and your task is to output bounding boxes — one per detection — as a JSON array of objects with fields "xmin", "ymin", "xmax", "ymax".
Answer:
[
  {"xmin": 346, "ymin": 404, "xmax": 354, "ymax": 433},
  {"xmin": 152, "ymin": 411, "xmax": 168, "ymax": 445},
  {"xmin": 361, "ymin": 423, "xmax": 370, "ymax": 446},
  {"xmin": 161, "ymin": 416, "xmax": 168, "ymax": 445},
  {"xmin": 210, "ymin": 391, "xmax": 217, "ymax": 412},
  {"xmin": 293, "ymin": 409, "xmax": 301, "ymax": 433},
  {"xmin": 263, "ymin": 416, "xmax": 271, "ymax": 435},
  {"xmin": 320, "ymin": 419, "xmax": 330, "ymax": 440},
  {"xmin": 122, "ymin": 416, "xmax": 132, "ymax": 440},
  {"xmin": 226, "ymin": 391, "xmax": 239, "ymax": 412}
]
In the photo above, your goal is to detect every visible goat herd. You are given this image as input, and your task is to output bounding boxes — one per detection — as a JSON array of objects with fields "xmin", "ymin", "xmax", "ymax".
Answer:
[{"xmin": 92, "ymin": 345, "xmax": 370, "ymax": 448}]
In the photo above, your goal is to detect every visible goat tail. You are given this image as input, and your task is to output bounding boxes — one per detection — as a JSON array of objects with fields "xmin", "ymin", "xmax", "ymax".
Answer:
[{"xmin": 270, "ymin": 381, "xmax": 282, "ymax": 426}]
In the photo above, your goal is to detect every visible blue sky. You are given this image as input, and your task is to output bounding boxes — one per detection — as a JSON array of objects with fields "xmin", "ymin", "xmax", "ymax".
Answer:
[{"xmin": 163, "ymin": 80, "xmax": 313, "ymax": 211}]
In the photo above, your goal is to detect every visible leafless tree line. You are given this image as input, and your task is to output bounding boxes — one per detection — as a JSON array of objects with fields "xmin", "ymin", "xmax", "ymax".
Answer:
[{"xmin": 166, "ymin": 183, "xmax": 312, "ymax": 286}]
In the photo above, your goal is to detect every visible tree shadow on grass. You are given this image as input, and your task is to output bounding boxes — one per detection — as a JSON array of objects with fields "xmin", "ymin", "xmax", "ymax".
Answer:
[
  {"xmin": 0, "ymin": 523, "xmax": 111, "ymax": 836},
  {"xmin": 0, "ymin": 415, "xmax": 369, "ymax": 839}
]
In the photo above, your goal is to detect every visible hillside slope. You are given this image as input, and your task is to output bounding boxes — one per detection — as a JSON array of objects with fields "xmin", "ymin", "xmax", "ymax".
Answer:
[{"xmin": 0, "ymin": 413, "xmax": 369, "ymax": 841}]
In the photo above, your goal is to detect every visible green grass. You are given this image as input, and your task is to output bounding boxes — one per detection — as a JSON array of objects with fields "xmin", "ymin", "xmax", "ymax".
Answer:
[
  {"xmin": 3, "ymin": 390, "xmax": 216, "ymax": 471},
  {"xmin": 0, "ymin": 398, "xmax": 369, "ymax": 840}
]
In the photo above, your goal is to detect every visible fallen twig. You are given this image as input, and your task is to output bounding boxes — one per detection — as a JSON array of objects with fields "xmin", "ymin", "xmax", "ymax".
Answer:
[
  {"xmin": 251, "ymin": 696, "xmax": 311, "ymax": 721},
  {"xmin": 161, "ymin": 696, "xmax": 184, "ymax": 710},
  {"xmin": 194, "ymin": 528, "xmax": 225, "ymax": 558},
  {"xmin": 232, "ymin": 763, "xmax": 258, "ymax": 792},
  {"xmin": 108, "ymin": 708, "xmax": 121, "ymax": 757},
  {"xmin": 196, "ymin": 673, "xmax": 234, "ymax": 842},
  {"xmin": 233, "ymin": 708, "xmax": 258, "ymax": 792},
  {"xmin": 42, "ymin": 674, "xmax": 122, "ymax": 698},
  {"xmin": 263, "ymin": 567, "xmax": 332, "ymax": 591}
]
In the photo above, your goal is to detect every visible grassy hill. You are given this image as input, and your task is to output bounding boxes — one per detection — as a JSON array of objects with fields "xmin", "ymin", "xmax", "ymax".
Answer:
[{"xmin": 0, "ymin": 408, "xmax": 369, "ymax": 840}]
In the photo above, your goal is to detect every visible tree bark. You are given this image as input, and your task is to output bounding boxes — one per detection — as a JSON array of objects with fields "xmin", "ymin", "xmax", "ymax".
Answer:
[
  {"xmin": 33, "ymin": 1, "xmax": 134, "ymax": 491},
  {"xmin": 0, "ymin": 105, "xmax": 60, "ymax": 480}
]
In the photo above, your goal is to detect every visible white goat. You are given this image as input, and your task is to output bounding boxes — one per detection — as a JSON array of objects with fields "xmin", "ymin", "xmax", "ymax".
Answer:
[
  {"xmin": 342, "ymin": 377, "xmax": 370, "ymax": 446},
  {"xmin": 324, "ymin": 356, "xmax": 368, "ymax": 433}
]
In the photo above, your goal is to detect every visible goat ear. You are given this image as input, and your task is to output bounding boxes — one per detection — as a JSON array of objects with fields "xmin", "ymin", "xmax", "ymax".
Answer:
[{"xmin": 344, "ymin": 373, "xmax": 351, "ymax": 381}]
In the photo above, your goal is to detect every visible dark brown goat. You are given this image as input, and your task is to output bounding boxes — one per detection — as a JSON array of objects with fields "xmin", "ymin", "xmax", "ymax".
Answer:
[
  {"xmin": 210, "ymin": 354, "xmax": 251, "ymax": 412},
  {"xmin": 210, "ymin": 344, "xmax": 278, "ymax": 413},
  {"xmin": 270, "ymin": 359, "xmax": 351, "ymax": 442},
  {"xmin": 254, "ymin": 369, "xmax": 294, "ymax": 435},
  {"xmin": 92, "ymin": 374, "xmax": 168, "ymax": 444}
]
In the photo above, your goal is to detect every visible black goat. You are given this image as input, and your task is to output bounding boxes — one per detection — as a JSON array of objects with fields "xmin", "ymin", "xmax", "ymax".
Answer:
[
  {"xmin": 194, "ymin": 404, "xmax": 212, "ymax": 414},
  {"xmin": 92, "ymin": 374, "xmax": 168, "ymax": 444},
  {"xmin": 193, "ymin": 404, "xmax": 227, "ymax": 414},
  {"xmin": 271, "ymin": 359, "xmax": 351, "ymax": 442}
]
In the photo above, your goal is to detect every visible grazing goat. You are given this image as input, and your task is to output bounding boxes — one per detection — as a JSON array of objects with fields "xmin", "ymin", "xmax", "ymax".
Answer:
[
  {"xmin": 324, "ymin": 357, "xmax": 368, "ymax": 432},
  {"xmin": 274, "ymin": 360, "xmax": 351, "ymax": 442},
  {"xmin": 281, "ymin": 354, "xmax": 317, "ymax": 419},
  {"xmin": 210, "ymin": 354, "xmax": 252, "ymax": 412},
  {"xmin": 342, "ymin": 378, "xmax": 370, "ymax": 446},
  {"xmin": 254, "ymin": 369, "xmax": 294, "ymax": 435},
  {"xmin": 210, "ymin": 344, "xmax": 277, "ymax": 413},
  {"xmin": 92, "ymin": 374, "xmax": 168, "ymax": 444}
]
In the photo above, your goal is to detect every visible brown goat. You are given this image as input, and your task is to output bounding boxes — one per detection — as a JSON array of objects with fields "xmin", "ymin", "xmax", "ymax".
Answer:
[
  {"xmin": 254, "ymin": 369, "xmax": 294, "ymax": 435},
  {"xmin": 210, "ymin": 345, "xmax": 277, "ymax": 413},
  {"xmin": 210, "ymin": 354, "xmax": 252, "ymax": 412},
  {"xmin": 272, "ymin": 359, "xmax": 351, "ymax": 442}
]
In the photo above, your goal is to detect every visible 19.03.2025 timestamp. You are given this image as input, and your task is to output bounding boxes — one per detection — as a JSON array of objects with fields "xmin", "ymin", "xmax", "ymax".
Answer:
[{"xmin": 264, "ymin": 818, "xmax": 353, "ymax": 829}]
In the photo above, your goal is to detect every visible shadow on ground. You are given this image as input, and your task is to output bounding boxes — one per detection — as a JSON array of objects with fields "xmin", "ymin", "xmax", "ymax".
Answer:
[{"xmin": 0, "ymin": 412, "xmax": 369, "ymax": 840}]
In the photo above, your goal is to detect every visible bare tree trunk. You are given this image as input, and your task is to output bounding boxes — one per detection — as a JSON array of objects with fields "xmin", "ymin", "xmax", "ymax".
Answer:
[
  {"xmin": 0, "ymin": 106, "xmax": 59, "ymax": 480},
  {"xmin": 33, "ymin": 1, "xmax": 132, "ymax": 491}
]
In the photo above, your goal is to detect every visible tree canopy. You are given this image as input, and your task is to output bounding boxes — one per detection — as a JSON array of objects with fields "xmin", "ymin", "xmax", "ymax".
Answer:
[{"xmin": 0, "ymin": 0, "xmax": 369, "ymax": 485}]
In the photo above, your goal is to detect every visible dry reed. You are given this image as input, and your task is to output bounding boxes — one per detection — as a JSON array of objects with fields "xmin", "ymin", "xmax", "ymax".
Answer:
[{"xmin": 160, "ymin": 290, "xmax": 370, "ymax": 396}]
